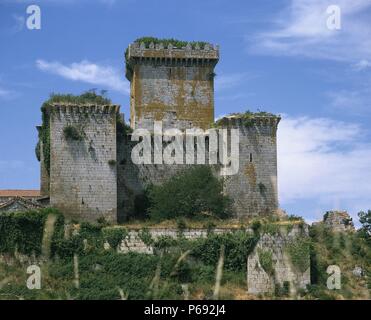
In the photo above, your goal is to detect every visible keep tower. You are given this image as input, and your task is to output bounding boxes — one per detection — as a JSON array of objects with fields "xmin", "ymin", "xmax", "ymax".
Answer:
[{"xmin": 125, "ymin": 40, "xmax": 219, "ymax": 131}]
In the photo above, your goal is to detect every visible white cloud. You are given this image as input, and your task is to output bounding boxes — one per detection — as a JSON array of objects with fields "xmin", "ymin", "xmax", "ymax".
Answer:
[
  {"xmin": 0, "ymin": 88, "xmax": 11, "ymax": 97},
  {"xmin": 278, "ymin": 115, "xmax": 371, "ymax": 220},
  {"xmin": 353, "ymin": 59, "xmax": 371, "ymax": 71},
  {"xmin": 327, "ymin": 87, "xmax": 371, "ymax": 115},
  {"xmin": 11, "ymin": 14, "xmax": 25, "ymax": 33},
  {"xmin": 36, "ymin": 59, "xmax": 129, "ymax": 94},
  {"xmin": 0, "ymin": 87, "xmax": 16, "ymax": 99},
  {"xmin": 214, "ymin": 73, "xmax": 246, "ymax": 91},
  {"xmin": 250, "ymin": 0, "xmax": 371, "ymax": 64}
]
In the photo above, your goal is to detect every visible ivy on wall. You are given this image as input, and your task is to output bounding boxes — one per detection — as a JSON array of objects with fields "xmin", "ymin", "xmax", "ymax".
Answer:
[
  {"xmin": 0, "ymin": 208, "xmax": 64, "ymax": 256},
  {"xmin": 258, "ymin": 248, "xmax": 275, "ymax": 276},
  {"xmin": 286, "ymin": 238, "xmax": 311, "ymax": 273}
]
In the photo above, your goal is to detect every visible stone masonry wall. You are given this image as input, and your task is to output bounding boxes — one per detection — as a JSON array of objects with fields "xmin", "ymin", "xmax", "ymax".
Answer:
[
  {"xmin": 117, "ymin": 116, "xmax": 280, "ymax": 220},
  {"xmin": 102, "ymin": 224, "xmax": 310, "ymax": 295},
  {"xmin": 126, "ymin": 42, "xmax": 219, "ymax": 131},
  {"xmin": 49, "ymin": 104, "xmax": 119, "ymax": 223},
  {"xmin": 117, "ymin": 135, "xmax": 206, "ymax": 221},
  {"xmin": 220, "ymin": 117, "xmax": 280, "ymax": 217},
  {"xmin": 130, "ymin": 64, "xmax": 215, "ymax": 131},
  {"xmin": 247, "ymin": 225, "xmax": 311, "ymax": 295}
]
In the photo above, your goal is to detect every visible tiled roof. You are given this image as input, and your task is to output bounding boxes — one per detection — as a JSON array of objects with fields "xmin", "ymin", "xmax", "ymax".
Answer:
[
  {"xmin": 0, "ymin": 196, "xmax": 43, "ymax": 210},
  {"xmin": 0, "ymin": 190, "xmax": 41, "ymax": 197}
]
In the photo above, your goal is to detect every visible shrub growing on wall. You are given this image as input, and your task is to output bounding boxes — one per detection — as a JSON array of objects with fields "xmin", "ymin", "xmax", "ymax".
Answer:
[
  {"xmin": 0, "ymin": 208, "xmax": 64, "ymax": 256},
  {"xmin": 147, "ymin": 166, "xmax": 231, "ymax": 221},
  {"xmin": 189, "ymin": 231, "xmax": 258, "ymax": 272},
  {"xmin": 63, "ymin": 125, "xmax": 83, "ymax": 141},
  {"xmin": 287, "ymin": 238, "xmax": 311, "ymax": 273},
  {"xmin": 258, "ymin": 248, "xmax": 275, "ymax": 276}
]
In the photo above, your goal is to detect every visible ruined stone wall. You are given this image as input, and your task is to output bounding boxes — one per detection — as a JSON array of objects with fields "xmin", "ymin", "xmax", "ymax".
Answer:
[
  {"xmin": 126, "ymin": 42, "xmax": 218, "ymax": 131},
  {"xmin": 49, "ymin": 104, "xmax": 119, "ymax": 223},
  {"xmin": 102, "ymin": 224, "xmax": 310, "ymax": 295},
  {"xmin": 220, "ymin": 117, "xmax": 280, "ymax": 217},
  {"xmin": 323, "ymin": 210, "xmax": 355, "ymax": 232},
  {"xmin": 247, "ymin": 225, "xmax": 311, "ymax": 295}
]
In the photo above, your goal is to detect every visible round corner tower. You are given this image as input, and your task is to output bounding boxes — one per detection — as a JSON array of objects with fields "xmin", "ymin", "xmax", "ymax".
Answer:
[{"xmin": 218, "ymin": 114, "xmax": 281, "ymax": 217}]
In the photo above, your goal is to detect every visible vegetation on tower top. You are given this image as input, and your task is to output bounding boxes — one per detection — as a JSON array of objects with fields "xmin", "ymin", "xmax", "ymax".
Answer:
[
  {"xmin": 42, "ymin": 90, "xmax": 112, "ymax": 106},
  {"xmin": 133, "ymin": 37, "xmax": 211, "ymax": 50},
  {"xmin": 36, "ymin": 90, "xmax": 128, "ymax": 175},
  {"xmin": 125, "ymin": 37, "xmax": 213, "ymax": 79},
  {"xmin": 214, "ymin": 110, "xmax": 280, "ymax": 127}
]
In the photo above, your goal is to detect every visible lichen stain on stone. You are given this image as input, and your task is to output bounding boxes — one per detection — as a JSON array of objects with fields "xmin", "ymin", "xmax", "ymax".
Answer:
[
  {"xmin": 244, "ymin": 163, "xmax": 257, "ymax": 188},
  {"xmin": 132, "ymin": 65, "xmax": 214, "ymax": 129}
]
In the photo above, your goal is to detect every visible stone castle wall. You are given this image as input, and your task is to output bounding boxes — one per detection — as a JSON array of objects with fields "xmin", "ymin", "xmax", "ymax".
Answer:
[
  {"xmin": 49, "ymin": 104, "xmax": 119, "ymax": 222},
  {"xmin": 117, "ymin": 135, "xmax": 197, "ymax": 221},
  {"xmin": 247, "ymin": 225, "xmax": 310, "ymax": 295},
  {"xmin": 117, "ymin": 116, "xmax": 279, "ymax": 220},
  {"xmin": 40, "ymin": 41, "xmax": 280, "ymax": 222}
]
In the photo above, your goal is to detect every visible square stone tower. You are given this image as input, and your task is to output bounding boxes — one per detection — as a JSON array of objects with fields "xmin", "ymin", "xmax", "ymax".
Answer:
[
  {"xmin": 125, "ymin": 40, "xmax": 219, "ymax": 130},
  {"xmin": 48, "ymin": 104, "xmax": 119, "ymax": 223}
]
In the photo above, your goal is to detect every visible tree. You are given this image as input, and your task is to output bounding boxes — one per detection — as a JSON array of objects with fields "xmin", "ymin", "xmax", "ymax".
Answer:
[
  {"xmin": 358, "ymin": 210, "xmax": 371, "ymax": 239},
  {"xmin": 147, "ymin": 166, "xmax": 231, "ymax": 221}
]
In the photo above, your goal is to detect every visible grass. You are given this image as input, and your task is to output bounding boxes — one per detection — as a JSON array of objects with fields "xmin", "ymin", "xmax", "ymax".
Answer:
[{"xmin": 0, "ymin": 210, "xmax": 369, "ymax": 300}]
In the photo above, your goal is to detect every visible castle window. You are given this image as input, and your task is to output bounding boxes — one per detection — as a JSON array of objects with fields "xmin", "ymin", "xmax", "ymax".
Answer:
[{"xmin": 250, "ymin": 153, "xmax": 253, "ymax": 162}]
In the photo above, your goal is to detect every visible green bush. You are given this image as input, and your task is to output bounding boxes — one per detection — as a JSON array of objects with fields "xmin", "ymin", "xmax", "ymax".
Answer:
[
  {"xmin": 102, "ymin": 227, "xmax": 128, "ymax": 250},
  {"xmin": 138, "ymin": 228, "xmax": 153, "ymax": 246},
  {"xmin": 63, "ymin": 125, "xmax": 83, "ymax": 141},
  {"xmin": 191, "ymin": 231, "xmax": 258, "ymax": 272},
  {"xmin": 116, "ymin": 113, "xmax": 132, "ymax": 142},
  {"xmin": 0, "ymin": 208, "xmax": 63, "ymax": 256},
  {"xmin": 258, "ymin": 249, "xmax": 274, "ymax": 275},
  {"xmin": 275, "ymin": 281, "xmax": 290, "ymax": 297},
  {"xmin": 133, "ymin": 37, "xmax": 208, "ymax": 50},
  {"xmin": 287, "ymin": 238, "xmax": 311, "ymax": 273},
  {"xmin": 147, "ymin": 166, "xmax": 231, "ymax": 221},
  {"xmin": 358, "ymin": 210, "xmax": 371, "ymax": 242},
  {"xmin": 52, "ymin": 235, "xmax": 85, "ymax": 259}
]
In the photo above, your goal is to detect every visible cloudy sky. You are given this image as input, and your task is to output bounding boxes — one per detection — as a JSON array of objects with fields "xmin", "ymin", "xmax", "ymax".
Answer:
[{"xmin": 0, "ymin": 0, "xmax": 370, "ymax": 224}]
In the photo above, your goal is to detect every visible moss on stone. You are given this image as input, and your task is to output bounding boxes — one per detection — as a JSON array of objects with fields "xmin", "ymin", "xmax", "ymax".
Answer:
[{"xmin": 214, "ymin": 110, "xmax": 279, "ymax": 127}]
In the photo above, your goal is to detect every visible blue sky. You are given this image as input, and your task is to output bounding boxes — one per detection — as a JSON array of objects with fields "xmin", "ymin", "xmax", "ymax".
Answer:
[{"xmin": 0, "ymin": 0, "xmax": 370, "ymax": 224}]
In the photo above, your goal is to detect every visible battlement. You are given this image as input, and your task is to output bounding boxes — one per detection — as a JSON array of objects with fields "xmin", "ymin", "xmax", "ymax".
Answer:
[
  {"xmin": 215, "ymin": 113, "xmax": 281, "ymax": 128},
  {"xmin": 46, "ymin": 104, "xmax": 120, "ymax": 115},
  {"xmin": 126, "ymin": 41, "xmax": 219, "ymax": 81},
  {"xmin": 127, "ymin": 41, "xmax": 219, "ymax": 60}
]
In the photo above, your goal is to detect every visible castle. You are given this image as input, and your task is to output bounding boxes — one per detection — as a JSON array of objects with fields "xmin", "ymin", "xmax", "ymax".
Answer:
[{"xmin": 36, "ymin": 39, "xmax": 281, "ymax": 223}]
